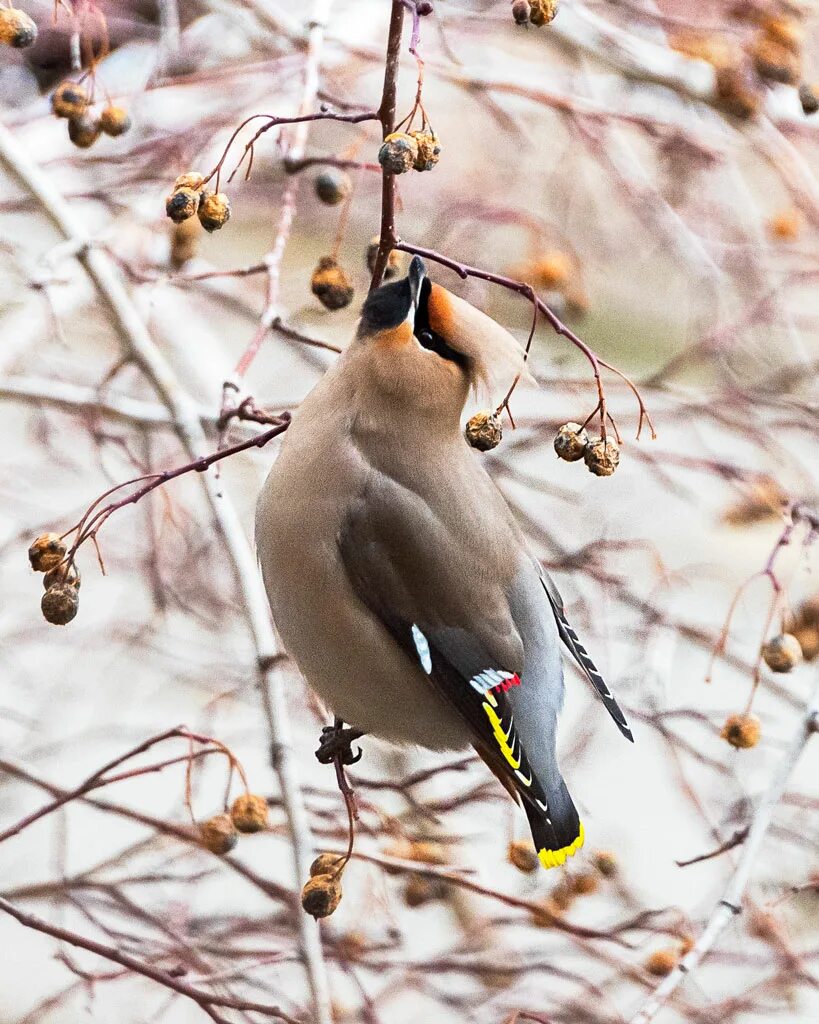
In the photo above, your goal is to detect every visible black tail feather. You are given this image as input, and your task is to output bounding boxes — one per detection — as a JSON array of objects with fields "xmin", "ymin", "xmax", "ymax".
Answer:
[{"xmin": 523, "ymin": 777, "xmax": 584, "ymax": 869}]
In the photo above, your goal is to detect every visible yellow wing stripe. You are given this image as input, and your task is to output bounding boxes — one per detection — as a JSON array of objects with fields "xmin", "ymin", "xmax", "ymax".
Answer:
[
  {"xmin": 481, "ymin": 701, "xmax": 520, "ymax": 770},
  {"xmin": 538, "ymin": 821, "xmax": 585, "ymax": 870}
]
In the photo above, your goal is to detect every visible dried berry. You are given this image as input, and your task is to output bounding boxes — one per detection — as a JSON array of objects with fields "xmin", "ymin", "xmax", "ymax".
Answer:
[
  {"xmin": 508, "ymin": 839, "xmax": 539, "ymax": 873},
  {"xmin": 301, "ymin": 873, "xmax": 342, "ymax": 918},
  {"xmin": 416, "ymin": 0, "xmax": 433, "ymax": 13},
  {"xmin": 29, "ymin": 533, "xmax": 66, "ymax": 572},
  {"xmin": 409, "ymin": 130, "xmax": 440, "ymax": 171},
  {"xmin": 404, "ymin": 873, "xmax": 447, "ymax": 907},
  {"xmin": 230, "ymin": 793, "xmax": 268, "ymax": 833},
  {"xmin": 529, "ymin": 0, "xmax": 558, "ymax": 26},
  {"xmin": 173, "ymin": 172, "xmax": 205, "ymax": 192},
  {"xmin": 799, "ymin": 83, "xmax": 819, "ymax": 115},
  {"xmin": 465, "ymin": 410, "xmax": 502, "ymax": 452},
  {"xmin": 166, "ymin": 187, "xmax": 201, "ymax": 224},
  {"xmin": 0, "ymin": 7, "xmax": 38, "ymax": 48},
  {"xmin": 311, "ymin": 256, "xmax": 354, "ymax": 310},
  {"xmin": 365, "ymin": 236, "xmax": 403, "ymax": 279},
  {"xmin": 197, "ymin": 192, "xmax": 231, "ymax": 232},
  {"xmin": 43, "ymin": 563, "xmax": 80, "ymax": 590},
  {"xmin": 170, "ymin": 217, "xmax": 200, "ymax": 269},
  {"xmin": 761, "ymin": 16, "xmax": 803, "ymax": 54},
  {"xmin": 314, "ymin": 168, "xmax": 352, "ymax": 205},
  {"xmin": 750, "ymin": 36, "xmax": 801, "ymax": 85},
  {"xmin": 761, "ymin": 633, "xmax": 802, "ymax": 673},
  {"xmin": 512, "ymin": 1, "xmax": 531, "ymax": 25},
  {"xmin": 199, "ymin": 814, "xmax": 238, "ymax": 854},
  {"xmin": 645, "ymin": 948, "xmax": 679, "ymax": 977},
  {"xmin": 99, "ymin": 105, "xmax": 131, "ymax": 137},
  {"xmin": 51, "ymin": 81, "xmax": 88, "ymax": 119},
  {"xmin": 715, "ymin": 63, "xmax": 762, "ymax": 119},
  {"xmin": 768, "ymin": 207, "xmax": 802, "ymax": 241},
  {"xmin": 67, "ymin": 113, "xmax": 101, "ymax": 149},
  {"xmin": 584, "ymin": 438, "xmax": 620, "ymax": 477},
  {"xmin": 568, "ymin": 870, "xmax": 599, "ymax": 896},
  {"xmin": 310, "ymin": 852, "xmax": 345, "ymax": 877},
  {"xmin": 786, "ymin": 596, "xmax": 819, "ymax": 661},
  {"xmin": 592, "ymin": 850, "xmax": 618, "ymax": 877},
  {"xmin": 720, "ymin": 712, "xmax": 761, "ymax": 749},
  {"xmin": 533, "ymin": 251, "xmax": 571, "ymax": 289},
  {"xmin": 554, "ymin": 422, "xmax": 589, "ymax": 462},
  {"xmin": 41, "ymin": 584, "xmax": 79, "ymax": 625},
  {"xmin": 378, "ymin": 132, "xmax": 418, "ymax": 175}
]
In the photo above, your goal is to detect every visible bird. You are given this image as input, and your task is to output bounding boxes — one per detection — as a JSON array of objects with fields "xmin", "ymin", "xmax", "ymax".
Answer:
[{"xmin": 256, "ymin": 255, "xmax": 633, "ymax": 869}]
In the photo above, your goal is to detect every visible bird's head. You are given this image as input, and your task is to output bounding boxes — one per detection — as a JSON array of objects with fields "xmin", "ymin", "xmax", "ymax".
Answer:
[{"xmin": 354, "ymin": 256, "xmax": 526, "ymax": 423}]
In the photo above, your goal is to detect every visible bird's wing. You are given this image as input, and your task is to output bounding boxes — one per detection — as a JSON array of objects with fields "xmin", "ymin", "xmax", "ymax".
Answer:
[
  {"xmin": 539, "ymin": 570, "xmax": 633, "ymax": 742},
  {"xmin": 338, "ymin": 477, "xmax": 583, "ymax": 865}
]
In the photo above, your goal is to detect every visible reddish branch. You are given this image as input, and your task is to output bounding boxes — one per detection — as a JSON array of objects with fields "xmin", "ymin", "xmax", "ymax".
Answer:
[
  {"xmin": 61, "ymin": 414, "xmax": 290, "ymax": 568},
  {"xmin": 0, "ymin": 896, "xmax": 300, "ymax": 1024}
]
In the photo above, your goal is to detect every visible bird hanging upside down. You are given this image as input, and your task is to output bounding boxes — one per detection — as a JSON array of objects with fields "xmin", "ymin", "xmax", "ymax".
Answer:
[{"xmin": 256, "ymin": 256, "xmax": 633, "ymax": 870}]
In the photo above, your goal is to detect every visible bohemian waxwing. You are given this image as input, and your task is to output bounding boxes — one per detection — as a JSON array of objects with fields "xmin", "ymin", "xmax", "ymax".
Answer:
[{"xmin": 256, "ymin": 256, "xmax": 632, "ymax": 869}]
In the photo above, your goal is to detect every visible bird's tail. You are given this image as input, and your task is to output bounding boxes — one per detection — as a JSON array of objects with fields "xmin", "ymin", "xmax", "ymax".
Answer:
[{"xmin": 523, "ymin": 775, "xmax": 584, "ymax": 869}]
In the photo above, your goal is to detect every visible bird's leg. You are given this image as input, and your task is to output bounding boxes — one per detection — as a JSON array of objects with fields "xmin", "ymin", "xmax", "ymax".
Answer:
[{"xmin": 315, "ymin": 716, "xmax": 365, "ymax": 766}]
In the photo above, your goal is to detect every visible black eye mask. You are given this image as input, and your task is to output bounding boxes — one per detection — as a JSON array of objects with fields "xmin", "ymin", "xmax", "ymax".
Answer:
[{"xmin": 413, "ymin": 278, "xmax": 469, "ymax": 370}]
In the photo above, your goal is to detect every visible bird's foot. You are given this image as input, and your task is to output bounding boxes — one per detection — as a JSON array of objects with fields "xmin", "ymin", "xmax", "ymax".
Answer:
[{"xmin": 315, "ymin": 724, "xmax": 364, "ymax": 766}]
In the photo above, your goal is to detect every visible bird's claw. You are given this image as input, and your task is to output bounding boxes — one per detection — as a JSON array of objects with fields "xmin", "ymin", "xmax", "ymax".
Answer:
[{"xmin": 315, "ymin": 725, "xmax": 364, "ymax": 766}]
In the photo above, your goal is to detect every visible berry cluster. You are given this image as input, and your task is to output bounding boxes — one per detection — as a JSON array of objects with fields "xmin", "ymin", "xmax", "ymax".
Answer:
[
  {"xmin": 28, "ymin": 533, "xmax": 80, "ymax": 625},
  {"xmin": 199, "ymin": 793, "xmax": 269, "ymax": 854},
  {"xmin": 165, "ymin": 172, "xmax": 231, "ymax": 233},
  {"xmin": 554, "ymin": 422, "xmax": 620, "ymax": 477},
  {"xmin": 51, "ymin": 81, "xmax": 131, "ymax": 150}
]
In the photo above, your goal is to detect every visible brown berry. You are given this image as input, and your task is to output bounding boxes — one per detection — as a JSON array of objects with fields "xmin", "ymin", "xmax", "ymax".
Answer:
[
  {"xmin": 0, "ymin": 8, "xmax": 37, "ymax": 48},
  {"xmin": 301, "ymin": 873, "xmax": 342, "ymax": 918},
  {"xmin": 378, "ymin": 132, "xmax": 418, "ymax": 175},
  {"xmin": 508, "ymin": 839, "xmax": 540, "ymax": 873},
  {"xmin": 554, "ymin": 422, "xmax": 589, "ymax": 462},
  {"xmin": 197, "ymin": 192, "xmax": 231, "ymax": 232},
  {"xmin": 366, "ymin": 236, "xmax": 403, "ymax": 279},
  {"xmin": 29, "ymin": 533, "xmax": 66, "ymax": 572},
  {"xmin": 408, "ymin": 130, "xmax": 441, "ymax": 172},
  {"xmin": 41, "ymin": 584, "xmax": 79, "ymax": 625},
  {"xmin": 529, "ymin": 0, "xmax": 559, "ymax": 26},
  {"xmin": 314, "ymin": 169, "xmax": 352, "ymax": 205},
  {"xmin": 67, "ymin": 113, "xmax": 101, "ymax": 149},
  {"xmin": 799, "ymin": 83, "xmax": 819, "ymax": 115},
  {"xmin": 592, "ymin": 849, "xmax": 618, "ymax": 877},
  {"xmin": 786, "ymin": 596, "xmax": 819, "ymax": 661},
  {"xmin": 310, "ymin": 852, "xmax": 345, "ymax": 877},
  {"xmin": 170, "ymin": 216, "xmax": 200, "ymax": 269},
  {"xmin": 43, "ymin": 563, "xmax": 80, "ymax": 590},
  {"xmin": 166, "ymin": 187, "xmax": 201, "ymax": 223},
  {"xmin": 311, "ymin": 256, "xmax": 354, "ymax": 310},
  {"xmin": 230, "ymin": 793, "xmax": 268, "ymax": 833},
  {"xmin": 645, "ymin": 948, "xmax": 679, "ymax": 977},
  {"xmin": 199, "ymin": 814, "xmax": 238, "ymax": 854},
  {"xmin": 568, "ymin": 870, "xmax": 600, "ymax": 896},
  {"xmin": 761, "ymin": 633, "xmax": 802, "ymax": 673},
  {"xmin": 465, "ymin": 410, "xmax": 502, "ymax": 452},
  {"xmin": 720, "ymin": 712, "xmax": 761, "ymax": 749},
  {"xmin": 715, "ymin": 63, "xmax": 762, "ymax": 119},
  {"xmin": 99, "ymin": 105, "xmax": 131, "ymax": 137},
  {"xmin": 768, "ymin": 208, "xmax": 802, "ymax": 241},
  {"xmin": 761, "ymin": 16, "xmax": 803, "ymax": 55},
  {"xmin": 52, "ymin": 81, "xmax": 88, "ymax": 119},
  {"xmin": 534, "ymin": 251, "xmax": 571, "ymax": 288},
  {"xmin": 173, "ymin": 172, "xmax": 205, "ymax": 192},
  {"xmin": 404, "ymin": 873, "xmax": 447, "ymax": 907},
  {"xmin": 584, "ymin": 438, "xmax": 620, "ymax": 477},
  {"xmin": 750, "ymin": 35, "xmax": 801, "ymax": 85},
  {"xmin": 512, "ymin": 1, "xmax": 531, "ymax": 25}
]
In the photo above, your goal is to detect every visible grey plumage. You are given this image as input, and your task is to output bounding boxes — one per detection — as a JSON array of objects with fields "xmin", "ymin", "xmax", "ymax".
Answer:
[{"xmin": 256, "ymin": 257, "xmax": 631, "ymax": 867}]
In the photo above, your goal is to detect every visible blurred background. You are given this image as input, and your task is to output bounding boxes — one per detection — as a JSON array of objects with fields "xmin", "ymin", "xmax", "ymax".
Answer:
[{"xmin": 0, "ymin": 1, "xmax": 817, "ymax": 1022}]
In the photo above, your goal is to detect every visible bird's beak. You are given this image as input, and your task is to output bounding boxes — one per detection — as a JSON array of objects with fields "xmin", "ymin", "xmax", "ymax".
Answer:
[{"xmin": 408, "ymin": 255, "xmax": 426, "ymax": 312}]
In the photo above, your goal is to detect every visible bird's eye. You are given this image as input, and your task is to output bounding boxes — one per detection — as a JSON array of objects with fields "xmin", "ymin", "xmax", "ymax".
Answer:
[{"xmin": 419, "ymin": 330, "xmax": 434, "ymax": 347}]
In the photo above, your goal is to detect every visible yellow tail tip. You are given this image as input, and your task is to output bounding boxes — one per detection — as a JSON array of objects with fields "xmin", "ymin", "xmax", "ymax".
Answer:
[{"xmin": 537, "ymin": 821, "xmax": 585, "ymax": 870}]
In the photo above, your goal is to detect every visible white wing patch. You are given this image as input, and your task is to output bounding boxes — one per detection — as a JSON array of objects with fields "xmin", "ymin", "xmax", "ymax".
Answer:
[{"xmin": 411, "ymin": 624, "xmax": 433, "ymax": 674}]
